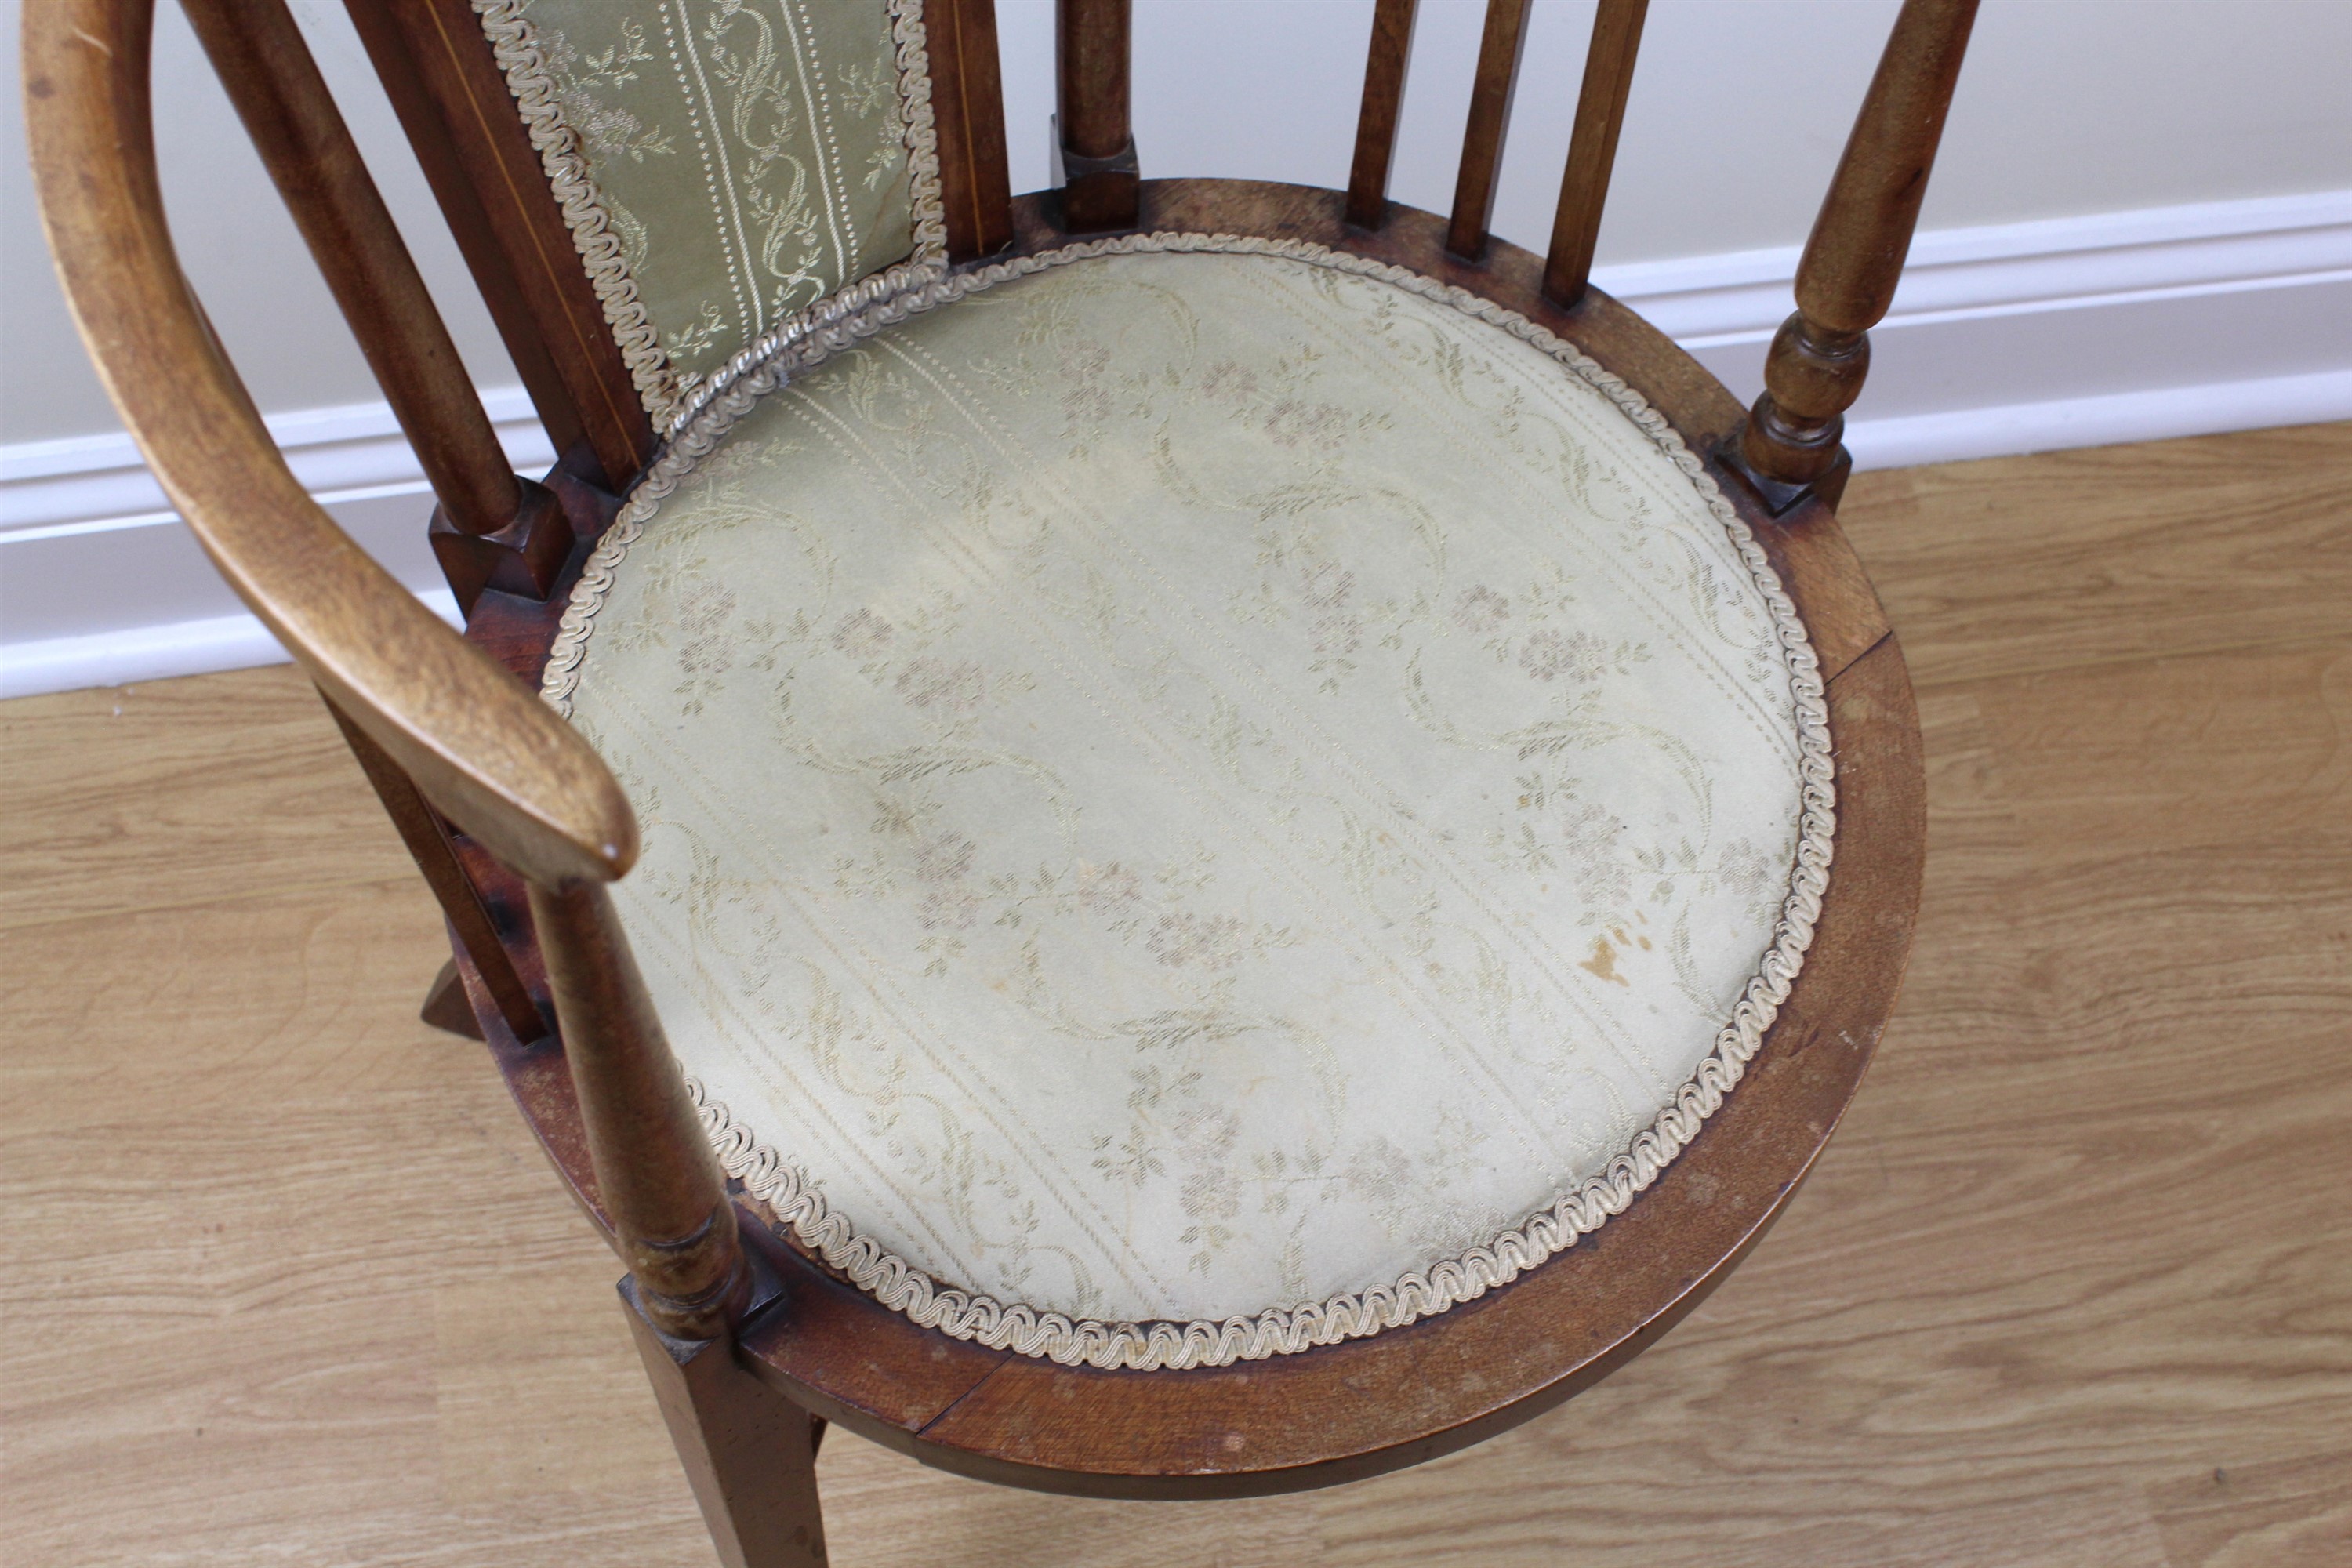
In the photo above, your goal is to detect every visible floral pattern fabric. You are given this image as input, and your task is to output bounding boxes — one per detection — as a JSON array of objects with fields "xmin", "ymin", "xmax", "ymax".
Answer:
[
  {"xmin": 481, "ymin": 0, "xmax": 933, "ymax": 424},
  {"xmin": 557, "ymin": 249, "xmax": 1817, "ymax": 1336}
]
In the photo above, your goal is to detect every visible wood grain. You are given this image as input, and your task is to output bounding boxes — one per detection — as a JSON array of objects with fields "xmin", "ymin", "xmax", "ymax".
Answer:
[
  {"xmin": 342, "ymin": 0, "xmax": 658, "ymax": 489},
  {"xmin": 1345, "ymin": 0, "xmax": 1418, "ymax": 230},
  {"xmin": 1446, "ymin": 0, "xmax": 1535, "ymax": 260},
  {"xmin": 927, "ymin": 0, "xmax": 1014, "ymax": 262},
  {"xmin": 5, "ymin": 424, "xmax": 2343, "ymax": 1561},
  {"xmin": 1541, "ymin": 0, "xmax": 1646, "ymax": 308},
  {"xmin": 1838, "ymin": 423, "xmax": 2352, "ymax": 688}
]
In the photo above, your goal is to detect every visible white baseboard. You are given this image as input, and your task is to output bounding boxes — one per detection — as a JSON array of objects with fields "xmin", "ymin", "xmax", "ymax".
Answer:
[
  {"xmin": 4, "ymin": 191, "xmax": 2347, "ymax": 700},
  {"xmin": 1846, "ymin": 367, "xmax": 2352, "ymax": 472},
  {"xmin": 1, "ymin": 391, "xmax": 553, "ymax": 699},
  {"xmin": 2, "ymin": 388, "xmax": 554, "ymax": 547},
  {"xmin": 0, "ymin": 592, "xmax": 463, "ymax": 699},
  {"xmin": 1592, "ymin": 190, "xmax": 2352, "ymax": 348}
]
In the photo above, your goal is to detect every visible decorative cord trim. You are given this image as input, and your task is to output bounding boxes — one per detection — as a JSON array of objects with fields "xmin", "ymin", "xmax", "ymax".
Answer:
[
  {"xmin": 665, "ymin": 0, "xmax": 949, "ymax": 434},
  {"xmin": 473, "ymin": 0, "xmax": 949, "ymax": 436},
  {"xmin": 543, "ymin": 233, "xmax": 1838, "ymax": 1371}
]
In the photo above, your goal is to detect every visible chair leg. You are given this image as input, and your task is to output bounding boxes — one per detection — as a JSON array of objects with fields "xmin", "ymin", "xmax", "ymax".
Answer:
[
  {"xmin": 622, "ymin": 1278, "xmax": 829, "ymax": 1566},
  {"xmin": 419, "ymin": 958, "xmax": 485, "ymax": 1040},
  {"xmin": 325, "ymin": 696, "xmax": 549, "ymax": 1044}
]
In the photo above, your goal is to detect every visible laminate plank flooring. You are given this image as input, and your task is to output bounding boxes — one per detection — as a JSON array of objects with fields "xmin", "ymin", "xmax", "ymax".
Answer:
[{"xmin": 2, "ymin": 424, "xmax": 2346, "ymax": 1566}]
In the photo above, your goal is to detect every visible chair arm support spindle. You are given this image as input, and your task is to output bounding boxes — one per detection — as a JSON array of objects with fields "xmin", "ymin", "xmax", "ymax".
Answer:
[
  {"xmin": 532, "ymin": 880, "xmax": 751, "ymax": 1343},
  {"xmin": 1735, "ymin": 0, "xmax": 1980, "ymax": 508}
]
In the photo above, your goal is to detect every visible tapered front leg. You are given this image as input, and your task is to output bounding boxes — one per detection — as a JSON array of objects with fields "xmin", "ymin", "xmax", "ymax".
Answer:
[
  {"xmin": 531, "ymin": 880, "xmax": 822, "ymax": 1559},
  {"xmin": 623, "ymin": 1278, "xmax": 828, "ymax": 1567}
]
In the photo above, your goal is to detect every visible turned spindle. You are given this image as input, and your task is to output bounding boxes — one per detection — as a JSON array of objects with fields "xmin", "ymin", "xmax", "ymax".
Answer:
[
  {"xmin": 530, "ymin": 880, "xmax": 751, "ymax": 1342},
  {"xmin": 1734, "ymin": 0, "xmax": 1980, "ymax": 513}
]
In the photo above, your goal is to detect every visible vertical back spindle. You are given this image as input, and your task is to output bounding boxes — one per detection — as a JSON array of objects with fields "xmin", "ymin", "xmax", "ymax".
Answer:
[
  {"xmin": 1734, "ymin": 0, "xmax": 1980, "ymax": 511},
  {"xmin": 1347, "ymin": 0, "xmax": 1420, "ymax": 231},
  {"xmin": 1056, "ymin": 0, "xmax": 1139, "ymax": 233},
  {"xmin": 930, "ymin": 0, "xmax": 1015, "ymax": 260},
  {"xmin": 343, "ymin": 0, "xmax": 660, "ymax": 492},
  {"xmin": 1447, "ymin": 0, "xmax": 1537, "ymax": 260},
  {"xmin": 178, "ymin": 0, "xmax": 574, "ymax": 612},
  {"xmin": 1543, "ymin": 0, "xmax": 1648, "ymax": 308}
]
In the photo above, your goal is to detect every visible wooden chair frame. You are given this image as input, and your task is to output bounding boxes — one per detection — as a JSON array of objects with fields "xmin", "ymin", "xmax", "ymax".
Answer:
[{"xmin": 26, "ymin": 0, "xmax": 1966, "ymax": 1556}]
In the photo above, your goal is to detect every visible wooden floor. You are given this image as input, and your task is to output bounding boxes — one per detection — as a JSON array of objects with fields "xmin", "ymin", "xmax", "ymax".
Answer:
[{"xmin": 4, "ymin": 424, "xmax": 2347, "ymax": 1566}]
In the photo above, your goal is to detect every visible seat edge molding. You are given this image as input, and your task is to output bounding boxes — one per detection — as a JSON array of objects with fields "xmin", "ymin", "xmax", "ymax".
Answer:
[{"xmin": 541, "ymin": 233, "xmax": 1838, "ymax": 1370}]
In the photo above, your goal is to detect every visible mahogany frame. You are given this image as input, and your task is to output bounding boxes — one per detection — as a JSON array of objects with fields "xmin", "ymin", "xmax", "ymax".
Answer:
[{"xmin": 24, "ymin": 0, "xmax": 1965, "ymax": 1550}]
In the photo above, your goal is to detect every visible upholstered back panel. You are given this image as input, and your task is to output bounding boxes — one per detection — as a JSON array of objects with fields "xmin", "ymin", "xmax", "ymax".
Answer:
[{"xmin": 475, "ymin": 0, "xmax": 944, "ymax": 432}]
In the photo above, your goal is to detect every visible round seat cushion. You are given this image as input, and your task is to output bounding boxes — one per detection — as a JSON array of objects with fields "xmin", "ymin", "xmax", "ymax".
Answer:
[{"xmin": 543, "ymin": 239, "xmax": 1831, "ymax": 1370}]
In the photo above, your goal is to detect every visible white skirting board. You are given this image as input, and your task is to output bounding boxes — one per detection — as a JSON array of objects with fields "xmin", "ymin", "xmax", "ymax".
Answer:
[{"xmin": 5, "ymin": 191, "xmax": 2347, "ymax": 701}]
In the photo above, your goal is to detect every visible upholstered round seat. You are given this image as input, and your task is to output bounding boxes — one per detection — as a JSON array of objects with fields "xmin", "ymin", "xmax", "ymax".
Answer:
[{"xmin": 543, "ymin": 240, "xmax": 1831, "ymax": 1370}]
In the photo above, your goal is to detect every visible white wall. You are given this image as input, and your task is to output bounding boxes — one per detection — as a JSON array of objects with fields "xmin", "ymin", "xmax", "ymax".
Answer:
[
  {"xmin": 8, "ymin": 0, "xmax": 2349, "ymax": 441},
  {"xmin": 4, "ymin": 0, "xmax": 2350, "ymax": 693},
  {"xmin": 2, "ymin": 0, "xmax": 524, "ymax": 442}
]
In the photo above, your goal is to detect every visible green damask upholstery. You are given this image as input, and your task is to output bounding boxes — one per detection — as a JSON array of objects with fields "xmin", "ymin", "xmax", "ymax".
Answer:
[
  {"xmin": 477, "ymin": 0, "xmax": 941, "ymax": 430},
  {"xmin": 540, "ymin": 241, "xmax": 1833, "ymax": 1370}
]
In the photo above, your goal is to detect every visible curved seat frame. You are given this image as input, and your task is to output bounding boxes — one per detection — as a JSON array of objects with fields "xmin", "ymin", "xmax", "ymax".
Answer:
[
  {"xmin": 449, "ymin": 184, "xmax": 1919, "ymax": 1495},
  {"xmin": 459, "ymin": 179, "xmax": 1926, "ymax": 1498},
  {"xmin": 26, "ymin": 0, "xmax": 1960, "ymax": 1543}
]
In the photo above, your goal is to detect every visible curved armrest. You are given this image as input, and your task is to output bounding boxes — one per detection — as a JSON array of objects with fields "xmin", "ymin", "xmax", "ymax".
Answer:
[{"xmin": 22, "ymin": 0, "xmax": 633, "ymax": 886}]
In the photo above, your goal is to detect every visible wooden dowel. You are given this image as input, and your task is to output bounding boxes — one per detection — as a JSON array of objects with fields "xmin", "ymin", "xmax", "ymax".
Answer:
[
  {"xmin": 1346, "ymin": 0, "xmax": 1420, "ymax": 231},
  {"xmin": 1447, "ymin": 0, "xmax": 1536, "ymax": 261},
  {"xmin": 1543, "ymin": 0, "xmax": 1647, "ymax": 308},
  {"xmin": 1056, "ymin": 0, "xmax": 1130, "ymax": 159},
  {"xmin": 531, "ymin": 880, "xmax": 749, "ymax": 1343},
  {"xmin": 930, "ymin": 0, "xmax": 1014, "ymax": 261},
  {"xmin": 1737, "ymin": 0, "xmax": 1980, "ymax": 510},
  {"xmin": 177, "ymin": 0, "xmax": 519, "ymax": 540},
  {"xmin": 341, "ymin": 0, "xmax": 658, "ymax": 492},
  {"xmin": 1055, "ymin": 0, "xmax": 1138, "ymax": 233}
]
